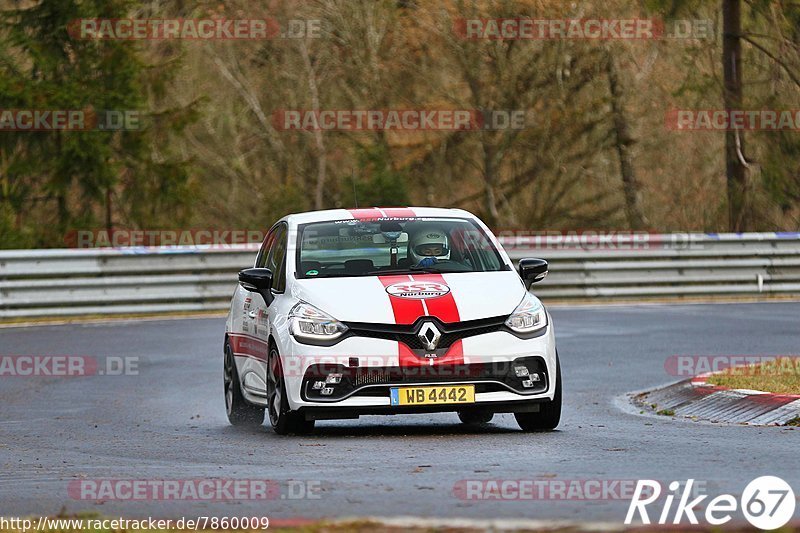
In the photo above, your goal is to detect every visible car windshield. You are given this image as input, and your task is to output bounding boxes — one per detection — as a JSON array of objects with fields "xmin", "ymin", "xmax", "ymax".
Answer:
[{"xmin": 296, "ymin": 217, "xmax": 506, "ymax": 278}]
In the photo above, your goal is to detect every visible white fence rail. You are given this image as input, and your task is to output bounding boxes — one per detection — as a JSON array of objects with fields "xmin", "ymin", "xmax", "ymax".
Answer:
[{"xmin": 1, "ymin": 233, "xmax": 799, "ymax": 319}]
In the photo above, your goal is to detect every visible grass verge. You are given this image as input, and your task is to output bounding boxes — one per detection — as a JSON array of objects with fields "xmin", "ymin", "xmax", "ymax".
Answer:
[{"xmin": 707, "ymin": 357, "xmax": 800, "ymax": 395}]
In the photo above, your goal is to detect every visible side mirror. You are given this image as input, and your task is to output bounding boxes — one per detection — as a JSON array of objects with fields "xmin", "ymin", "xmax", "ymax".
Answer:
[
  {"xmin": 518, "ymin": 258, "xmax": 548, "ymax": 289},
  {"xmin": 239, "ymin": 268, "xmax": 274, "ymax": 306}
]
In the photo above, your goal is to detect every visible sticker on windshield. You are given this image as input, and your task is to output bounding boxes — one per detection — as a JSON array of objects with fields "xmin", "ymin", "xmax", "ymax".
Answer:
[
  {"xmin": 385, "ymin": 281, "xmax": 450, "ymax": 299},
  {"xmin": 306, "ymin": 269, "xmax": 319, "ymax": 276}
]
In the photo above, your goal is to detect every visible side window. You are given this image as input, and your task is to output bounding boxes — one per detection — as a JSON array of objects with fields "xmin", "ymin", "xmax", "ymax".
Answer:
[
  {"xmin": 256, "ymin": 229, "xmax": 276, "ymax": 268},
  {"xmin": 266, "ymin": 225, "xmax": 288, "ymax": 292}
]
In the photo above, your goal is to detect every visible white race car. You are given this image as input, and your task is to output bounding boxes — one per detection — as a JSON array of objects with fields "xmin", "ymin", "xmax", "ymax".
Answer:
[{"xmin": 224, "ymin": 207, "xmax": 560, "ymax": 434}]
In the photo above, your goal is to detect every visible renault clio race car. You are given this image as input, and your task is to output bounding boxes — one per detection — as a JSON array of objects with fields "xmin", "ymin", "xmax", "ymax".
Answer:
[{"xmin": 224, "ymin": 207, "xmax": 560, "ymax": 434}]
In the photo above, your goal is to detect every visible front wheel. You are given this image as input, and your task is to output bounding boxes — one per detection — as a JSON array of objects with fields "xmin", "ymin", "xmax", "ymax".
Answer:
[
  {"xmin": 515, "ymin": 355, "xmax": 561, "ymax": 432},
  {"xmin": 224, "ymin": 342, "xmax": 265, "ymax": 426},
  {"xmin": 266, "ymin": 346, "xmax": 315, "ymax": 435}
]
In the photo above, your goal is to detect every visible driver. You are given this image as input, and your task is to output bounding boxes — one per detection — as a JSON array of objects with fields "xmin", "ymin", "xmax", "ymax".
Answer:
[{"xmin": 408, "ymin": 229, "xmax": 450, "ymax": 267}]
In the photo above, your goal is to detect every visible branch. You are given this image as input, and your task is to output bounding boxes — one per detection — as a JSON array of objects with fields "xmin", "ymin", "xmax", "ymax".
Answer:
[{"xmin": 740, "ymin": 34, "xmax": 800, "ymax": 89}]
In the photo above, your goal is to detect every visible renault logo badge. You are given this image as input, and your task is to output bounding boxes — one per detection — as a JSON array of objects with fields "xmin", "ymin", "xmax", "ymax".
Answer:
[{"xmin": 418, "ymin": 322, "xmax": 442, "ymax": 351}]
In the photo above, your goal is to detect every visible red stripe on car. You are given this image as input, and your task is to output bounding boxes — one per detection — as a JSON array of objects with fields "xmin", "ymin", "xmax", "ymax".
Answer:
[
  {"xmin": 347, "ymin": 208, "xmax": 383, "ymax": 220},
  {"xmin": 398, "ymin": 342, "xmax": 419, "ymax": 367},
  {"xmin": 437, "ymin": 339, "xmax": 464, "ymax": 365},
  {"xmin": 397, "ymin": 339, "xmax": 464, "ymax": 367},
  {"xmin": 379, "ymin": 275, "xmax": 425, "ymax": 325},
  {"xmin": 397, "ymin": 339, "xmax": 464, "ymax": 368},
  {"xmin": 381, "ymin": 273, "xmax": 465, "ymax": 366},
  {"xmin": 228, "ymin": 333, "xmax": 269, "ymax": 361},
  {"xmin": 415, "ymin": 273, "xmax": 464, "ymax": 365},
  {"xmin": 348, "ymin": 207, "xmax": 416, "ymax": 220},
  {"xmin": 381, "ymin": 207, "xmax": 416, "ymax": 218},
  {"xmin": 412, "ymin": 273, "xmax": 461, "ymax": 324}
]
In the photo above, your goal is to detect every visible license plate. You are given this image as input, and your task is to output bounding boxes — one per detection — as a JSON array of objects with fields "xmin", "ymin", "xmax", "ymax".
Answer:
[{"xmin": 390, "ymin": 385, "xmax": 475, "ymax": 406}]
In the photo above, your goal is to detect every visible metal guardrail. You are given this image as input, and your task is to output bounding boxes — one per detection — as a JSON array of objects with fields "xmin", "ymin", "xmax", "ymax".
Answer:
[{"xmin": 1, "ymin": 233, "xmax": 799, "ymax": 319}]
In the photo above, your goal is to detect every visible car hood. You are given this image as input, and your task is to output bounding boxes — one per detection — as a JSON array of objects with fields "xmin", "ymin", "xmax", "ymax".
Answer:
[{"xmin": 291, "ymin": 270, "xmax": 527, "ymax": 324}]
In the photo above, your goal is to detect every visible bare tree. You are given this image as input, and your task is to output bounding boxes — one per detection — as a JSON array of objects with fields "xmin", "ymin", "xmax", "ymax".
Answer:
[
  {"xmin": 299, "ymin": 40, "xmax": 328, "ymax": 210},
  {"xmin": 605, "ymin": 49, "xmax": 647, "ymax": 230},
  {"xmin": 722, "ymin": 0, "xmax": 751, "ymax": 230}
]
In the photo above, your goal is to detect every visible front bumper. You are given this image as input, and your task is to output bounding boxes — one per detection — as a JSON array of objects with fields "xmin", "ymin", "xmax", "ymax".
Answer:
[
  {"xmin": 299, "ymin": 398, "xmax": 547, "ymax": 421},
  {"xmin": 300, "ymin": 355, "xmax": 548, "ymax": 402},
  {"xmin": 280, "ymin": 319, "xmax": 558, "ymax": 411}
]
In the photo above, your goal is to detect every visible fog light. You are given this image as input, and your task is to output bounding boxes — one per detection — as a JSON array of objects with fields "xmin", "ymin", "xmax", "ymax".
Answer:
[
  {"xmin": 321, "ymin": 387, "xmax": 334, "ymax": 396},
  {"xmin": 522, "ymin": 379, "xmax": 535, "ymax": 388},
  {"xmin": 514, "ymin": 365, "xmax": 530, "ymax": 377},
  {"xmin": 530, "ymin": 372, "xmax": 541, "ymax": 382},
  {"xmin": 326, "ymin": 373, "xmax": 342, "ymax": 384},
  {"xmin": 312, "ymin": 380, "xmax": 325, "ymax": 390}
]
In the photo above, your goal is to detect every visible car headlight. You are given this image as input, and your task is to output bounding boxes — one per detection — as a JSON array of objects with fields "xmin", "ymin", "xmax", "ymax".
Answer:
[
  {"xmin": 505, "ymin": 293, "xmax": 547, "ymax": 334},
  {"xmin": 289, "ymin": 302, "xmax": 348, "ymax": 343}
]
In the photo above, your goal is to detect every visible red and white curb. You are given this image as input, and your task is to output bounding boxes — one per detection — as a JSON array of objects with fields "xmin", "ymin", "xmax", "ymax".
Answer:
[{"xmin": 635, "ymin": 372, "xmax": 800, "ymax": 425}]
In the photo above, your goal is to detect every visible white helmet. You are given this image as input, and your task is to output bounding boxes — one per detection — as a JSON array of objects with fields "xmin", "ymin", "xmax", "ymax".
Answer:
[{"xmin": 409, "ymin": 228, "xmax": 450, "ymax": 264}]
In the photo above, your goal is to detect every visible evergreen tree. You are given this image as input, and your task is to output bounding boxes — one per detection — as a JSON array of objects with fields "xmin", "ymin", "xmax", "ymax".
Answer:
[{"xmin": 0, "ymin": 0, "xmax": 196, "ymax": 247}]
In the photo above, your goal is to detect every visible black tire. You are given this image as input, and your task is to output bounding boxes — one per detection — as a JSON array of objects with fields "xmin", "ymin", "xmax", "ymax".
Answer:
[
  {"xmin": 267, "ymin": 345, "xmax": 315, "ymax": 435},
  {"xmin": 515, "ymin": 355, "xmax": 562, "ymax": 432},
  {"xmin": 224, "ymin": 342, "xmax": 265, "ymax": 426},
  {"xmin": 457, "ymin": 411, "xmax": 494, "ymax": 425}
]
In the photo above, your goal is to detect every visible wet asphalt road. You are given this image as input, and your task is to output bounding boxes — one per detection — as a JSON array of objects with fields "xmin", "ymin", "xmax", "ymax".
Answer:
[{"xmin": 0, "ymin": 302, "xmax": 798, "ymax": 524}]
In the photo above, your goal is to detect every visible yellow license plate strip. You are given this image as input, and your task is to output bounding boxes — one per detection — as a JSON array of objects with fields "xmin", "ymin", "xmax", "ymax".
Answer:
[{"xmin": 390, "ymin": 385, "xmax": 475, "ymax": 406}]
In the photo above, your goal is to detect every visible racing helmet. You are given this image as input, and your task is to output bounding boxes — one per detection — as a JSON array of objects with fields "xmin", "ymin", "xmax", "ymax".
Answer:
[{"xmin": 409, "ymin": 228, "xmax": 450, "ymax": 264}]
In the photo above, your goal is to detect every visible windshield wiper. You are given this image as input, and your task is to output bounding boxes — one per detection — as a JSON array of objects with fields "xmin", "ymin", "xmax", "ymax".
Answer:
[{"xmin": 365, "ymin": 267, "xmax": 443, "ymax": 275}]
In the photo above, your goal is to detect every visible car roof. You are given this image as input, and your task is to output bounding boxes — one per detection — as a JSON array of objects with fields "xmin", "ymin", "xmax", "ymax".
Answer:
[{"xmin": 282, "ymin": 207, "xmax": 478, "ymax": 226}]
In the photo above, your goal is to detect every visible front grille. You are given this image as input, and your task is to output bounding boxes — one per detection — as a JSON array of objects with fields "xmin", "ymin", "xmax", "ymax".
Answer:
[
  {"xmin": 354, "ymin": 371, "xmax": 394, "ymax": 386},
  {"xmin": 344, "ymin": 315, "xmax": 508, "ymax": 352},
  {"xmin": 352, "ymin": 364, "xmax": 491, "ymax": 386}
]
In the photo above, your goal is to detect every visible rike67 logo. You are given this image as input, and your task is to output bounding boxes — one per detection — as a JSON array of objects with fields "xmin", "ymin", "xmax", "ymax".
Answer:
[{"xmin": 626, "ymin": 476, "xmax": 796, "ymax": 530}]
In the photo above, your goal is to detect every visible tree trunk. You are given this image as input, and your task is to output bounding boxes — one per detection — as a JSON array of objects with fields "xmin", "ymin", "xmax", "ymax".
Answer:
[
  {"xmin": 482, "ymin": 141, "xmax": 500, "ymax": 225},
  {"xmin": 723, "ymin": 0, "xmax": 750, "ymax": 231},
  {"xmin": 300, "ymin": 41, "xmax": 327, "ymax": 211},
  {"xmin": 606, "ymin": 50, "xmax": 647, "ymax": 230},
  {"xmin": 105, "ymin": 186, "xmax": 113, "ymax": 234}
]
